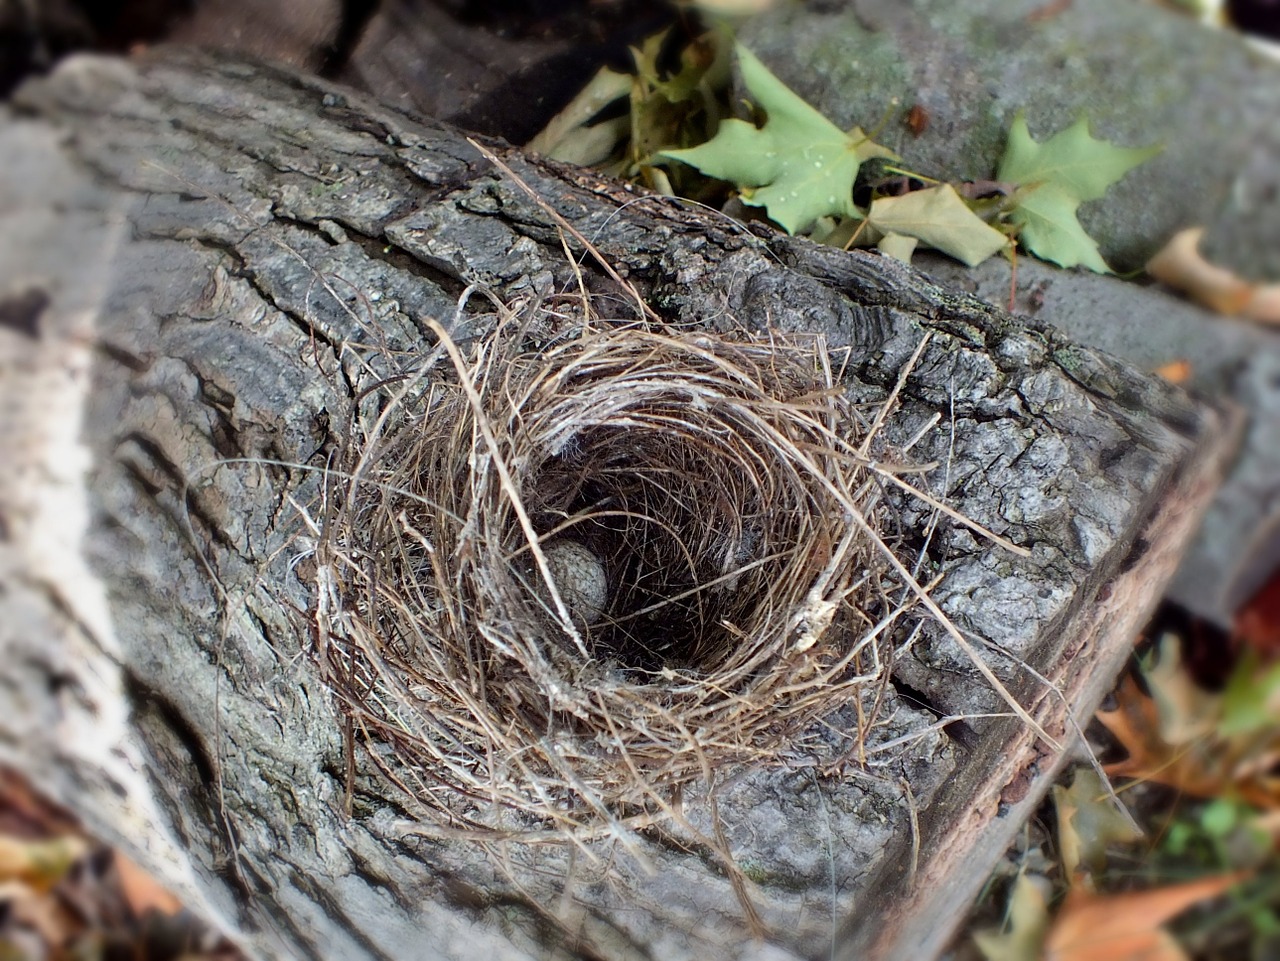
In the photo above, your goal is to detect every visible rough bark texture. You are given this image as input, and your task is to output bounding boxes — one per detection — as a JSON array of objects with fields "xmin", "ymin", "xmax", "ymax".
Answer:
[{"xmin": 0, "ymin": 49, "xmax": 1237, "ymax": 961}]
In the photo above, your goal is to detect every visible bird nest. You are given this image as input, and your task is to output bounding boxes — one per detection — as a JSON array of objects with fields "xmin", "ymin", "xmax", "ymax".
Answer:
[{"xmin": 313, "ymin": 302, "xmax": 925, "ymax": 838}]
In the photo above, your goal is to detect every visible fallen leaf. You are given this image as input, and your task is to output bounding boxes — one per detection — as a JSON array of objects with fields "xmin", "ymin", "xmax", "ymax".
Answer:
[
  {"xmin": 973, "ymin": 872, "xmax": 1052, "ymax": 961},
  {"xmin": 876, "ymin": 231, "xmax": 919, "ymax": 264},
  {"xmin": 636, "ymin": 28, "xmax": 729, "ymax": 104},
  {"xmin": 1054, "ymin": 766, "xmax": 1142, "ymax": 883},
  {"xmin": 1044, "ymin": 872, "xmax": 1247, "ymax": 961},
  {"xmin": 868, "ymin": 184, "xmax": 1009, "ymax": 266},
  {"xmin": 1144, "ymin": 633, "xmax": 1221, "ymax": 746},
  {"xmin": 999, "ymin": 114, "xmax": 1160, "ymax": 207},
  {"xmin": 998, "ymin": 114, "xmax": 1160, "ymax": 273},
  {"xmin": 1007, "ymin": 182, "xmax": 1110, "ymax": 273},
  {"xmin": 630, "ymin": 27, "xmax": 732, "ymax": 167},
  {"xmin": 0, "ymin": 878, "xmax": 82, "ymax": 951},
  {"xmin": 1219, "ymin": 651, "xmax": 1280, "ymax": 738},
  {"xmin": 526, "ymin": 67, "xmax": 632, "ymax": 166},
  {"xmin": 661, "ymin": 45, "xmax": 895, "ymax": 233},
  {"xmin": 1147, "ymin": 227, "xmax": 1280, "ymax": 324},
  {"xmin": 1098, "ymin": 641, "xmax": 1280, "ymax": 809},
  {"xmin": 1098, "ymin": 674, "xmax": 1203, "ymax": 793}
]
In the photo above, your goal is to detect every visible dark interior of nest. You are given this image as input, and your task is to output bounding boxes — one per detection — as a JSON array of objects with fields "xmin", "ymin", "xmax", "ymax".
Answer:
[
  {"xmin": 522, "ymin": 420, "xmax": 788, "ymax": 675},
  {"xmin": 497, "ymin": 331, "xmax": 858, "ymax": 687}
]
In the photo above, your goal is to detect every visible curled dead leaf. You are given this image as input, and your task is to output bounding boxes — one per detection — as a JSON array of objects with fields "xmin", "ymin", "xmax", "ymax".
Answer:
[
  {"xmin": 1147, "ymin": 228, "xmax": 1280, "ymax": 325},
  {"xmin": 972, "ymin": 872, "xmax": 1052, "ymax": 961}
]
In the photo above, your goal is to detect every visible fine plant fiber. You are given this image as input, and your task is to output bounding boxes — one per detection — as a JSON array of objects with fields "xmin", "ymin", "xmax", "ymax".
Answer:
[{"xmin": 313, "ymin": 289, "xmax": 956, "ymax": 839}]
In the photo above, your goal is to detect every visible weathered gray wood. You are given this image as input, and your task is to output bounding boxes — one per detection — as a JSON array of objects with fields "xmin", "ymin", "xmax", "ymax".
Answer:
[{"xmin": 0, "ymin": 49, "xmax": 1237, "ymax": 961}]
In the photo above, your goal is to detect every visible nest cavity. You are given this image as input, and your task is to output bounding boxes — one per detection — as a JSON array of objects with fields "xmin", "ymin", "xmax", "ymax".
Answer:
[{"xmin": 318, "ymin": 313, "xmax": 898, "ymax": 835}]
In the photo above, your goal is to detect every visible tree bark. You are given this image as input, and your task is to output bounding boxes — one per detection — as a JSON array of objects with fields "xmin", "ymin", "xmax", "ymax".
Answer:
[{"xmin": 0, "ymin": 48, "xmax": 1238, "ymax": 961}]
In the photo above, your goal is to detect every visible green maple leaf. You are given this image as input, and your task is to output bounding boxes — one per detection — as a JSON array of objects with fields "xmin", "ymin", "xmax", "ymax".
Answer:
[
  {"xmin": 999, "ymin": 114, "xmax": 1161, "ymax": 203},
  {"xmin": 998, "ymin": 114, "xmax": 1161, "ymax": 273},
  {"xmin": 659, "ymin": 45, "xmax": 895, "ymax": 234},
  {"xmin": 1011, "ymin": 182, "xmax": 1112, "ymax": 273}
]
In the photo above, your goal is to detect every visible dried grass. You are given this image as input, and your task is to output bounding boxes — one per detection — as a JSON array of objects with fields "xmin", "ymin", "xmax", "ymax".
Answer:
[{"xmin": 312, "ymin": 291, "xmax": 939, "ymax": 839}]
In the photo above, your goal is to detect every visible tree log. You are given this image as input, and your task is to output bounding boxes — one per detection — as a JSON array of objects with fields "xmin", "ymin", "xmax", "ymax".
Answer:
[{"xmin": 0, "ymin": 49, "xmax": 1238, "ymax": 961}]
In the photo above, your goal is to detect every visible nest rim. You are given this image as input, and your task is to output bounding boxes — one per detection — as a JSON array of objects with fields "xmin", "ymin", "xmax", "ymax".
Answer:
[{"xmin": 314, "ymin": 304, "xmax": 918, "ymax": 837}]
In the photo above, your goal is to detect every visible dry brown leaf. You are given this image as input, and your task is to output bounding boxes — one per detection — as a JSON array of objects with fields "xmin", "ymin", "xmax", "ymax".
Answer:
[
  {"xmin": 1249, "ymin": 284, "xmax": 1280, "ymax": 322},
  {"xmin": 1144, "ymin": 635, "xmax": 1220, "ymax": 747},
  {"xmin": 1147, "ymin": 227, "xmax": 1280, "ymax": 325},
  {"xmin": 1097, "ymin": 661, "xmax": 1280, "ymax": 809},
  {"xmin": 1098, "ymin": 674, "xmax": 1223, "ymax": 797},
  {"xmin": 1044, "ymin": 872, "xmax": 1247, "ymax": 961},
  {"xmin": 113, "ymin": 849, "xmax": 183, "ymax": 918}
]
